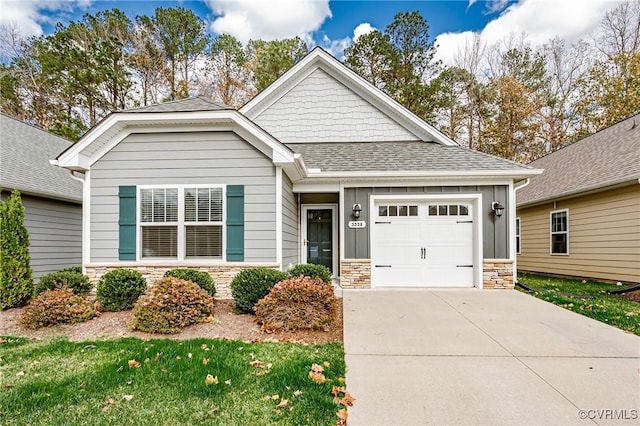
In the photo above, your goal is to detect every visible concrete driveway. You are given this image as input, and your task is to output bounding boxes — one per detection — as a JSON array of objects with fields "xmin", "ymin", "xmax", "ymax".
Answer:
[{"xmin": 343, "ymin": 289, "xmax": 640, "ymax": 426}]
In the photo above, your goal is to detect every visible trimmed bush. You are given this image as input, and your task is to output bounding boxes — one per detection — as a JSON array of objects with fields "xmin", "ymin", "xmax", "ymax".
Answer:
[
  {"xmin": 60, "ymin": 266, "xmax": 82, "ymax": 274},
  {"xmin": 35, "ymin": 270, "xmax": 92, "ymax": 296},
  {"xmin": 255, "ymin": 276, "xmax": 339, "ymax": 332},
  {"xmin": 0, "ymin": 190, "xmax": 33, "ymax": 310},
  {"xmin": 20, "ymin": 289, "xmax": 96, "ymax": 329},
  {"xmin": 230, "ymin": 267, "xmax": 288, "ymax": 314},
  {"xmin": 287, "ymin": 263, "xmax": 332, "ymax": 284},
  {"xmin": 163, "ymin": 268, "xmax": 215, "ymax": 297},
  {"xmin": 132, "ymin": 277, "xmax": 214, "ymax": 334},
  {"xmin": 96, "ymin": 269, "xmax": 147, "ymax": 311}
]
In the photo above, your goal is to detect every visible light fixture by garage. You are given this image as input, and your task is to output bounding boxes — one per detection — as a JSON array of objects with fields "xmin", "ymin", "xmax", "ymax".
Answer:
[
  {"xmin": 492, "ymin": 201, "xmax": 505, "ymax": 218},
  {"xmin": 352, "ymin": 203, "xmax": 362, "ymax": 219}
]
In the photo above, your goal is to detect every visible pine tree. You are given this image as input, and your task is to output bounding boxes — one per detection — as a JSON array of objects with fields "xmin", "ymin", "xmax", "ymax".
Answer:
[{"xmin": 0, "ymin": 190, "xmax": 34, "ymax": 309}]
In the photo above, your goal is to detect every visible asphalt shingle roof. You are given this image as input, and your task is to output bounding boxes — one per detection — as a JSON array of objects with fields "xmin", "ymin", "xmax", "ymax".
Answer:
[
  {"xmin": 517, "ymin": 114, "xmax": 640, "ymax": 206},
  {"xmin": 0, "ymin": 114, "xmax": 82, "ymax": 203},
  {"xmin": 286, "ymin": 141, "xmax": 535, "ymax": 172},
  {"xmin": 125, "ymin": 96, "xmax": 230, "ymax": 113}
]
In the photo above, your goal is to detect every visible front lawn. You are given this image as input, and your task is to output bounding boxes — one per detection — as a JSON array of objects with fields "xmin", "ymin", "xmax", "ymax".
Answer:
[
  {"xmin": 0, "ymin": 337, "xmax": 346, "ymax": 425},
  {"xmin": 518, "ymin": 273, "xmax": 640, "ymax": 335}
]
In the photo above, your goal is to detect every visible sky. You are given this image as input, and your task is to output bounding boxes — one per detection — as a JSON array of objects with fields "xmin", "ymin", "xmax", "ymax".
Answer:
[{"xmin": 0, "ymin": 0, "xmax": 626, "ymax": 65}]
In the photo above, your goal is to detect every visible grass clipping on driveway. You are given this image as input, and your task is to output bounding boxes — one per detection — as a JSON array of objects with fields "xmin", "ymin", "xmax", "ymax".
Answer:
[
  {"xmin": 518, "ymin": 274, "xmax": 640, "ymax": 335},
  {"xmin": 0, "ymin": 337, "xmax": 346, "ymax": 426}
]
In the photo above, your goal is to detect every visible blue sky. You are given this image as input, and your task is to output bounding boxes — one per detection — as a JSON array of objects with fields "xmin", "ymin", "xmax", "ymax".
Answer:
[{"xmin": 0, "ymin": 0, "xmax": 623, "ymax": 65}]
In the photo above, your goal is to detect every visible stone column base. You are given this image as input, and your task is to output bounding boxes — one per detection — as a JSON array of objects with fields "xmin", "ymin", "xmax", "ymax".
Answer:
[
  {"xmin": 483, "ymin": 259, "xmax": 514, "ymax": 289},
  {"xmin": 340, "ymin": 259, "xmax": 371, "ymax": 289}
]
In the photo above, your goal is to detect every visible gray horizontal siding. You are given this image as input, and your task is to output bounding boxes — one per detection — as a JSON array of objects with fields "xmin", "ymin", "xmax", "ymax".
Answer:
[
  {"xmin": 343, "ymin": 185, "xmax": 509, "ymax": 259},
  {"xmin": 4, "ymin": 193, "xmax": 82, "ymax": 281},
  {"xmin": 282, "ymin": 172, "xmax": 299, "ymax": 268},
  {"xmin": 90, "ymin": 131, "xmax": 276, "ymax": 262}
]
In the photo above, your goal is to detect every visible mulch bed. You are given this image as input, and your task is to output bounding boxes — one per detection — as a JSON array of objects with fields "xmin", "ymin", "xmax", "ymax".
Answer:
[
  {"xmin": 0, "ymin": 299, "xmax": 343, "ymax": 345},
  {"xmin": 619, "ymin": 289, "xmax": 640, "ymax": 304}
]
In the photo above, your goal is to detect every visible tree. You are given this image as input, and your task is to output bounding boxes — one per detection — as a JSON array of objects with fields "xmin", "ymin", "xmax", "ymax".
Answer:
[
  {"xmin": 130, "ymin": 16, "xmax": 167, "ymax": 106},
  {"xmin": 0, "ymin": 190, "xmax": 33, "ymax": 310},
  {"xmin": 206, "ymin": 34, "xmax": 254, "ymax": 107},
  {"xmin": 248, "ymin": 37, "xmax": 308, "ymax": 92},
  {"xmin": 431, "ymin": 67, "xmax": 475, "ymax": 141},
  {"xmin": 344, "ymin": 30, "xmax": 397, "ymax": 89}
]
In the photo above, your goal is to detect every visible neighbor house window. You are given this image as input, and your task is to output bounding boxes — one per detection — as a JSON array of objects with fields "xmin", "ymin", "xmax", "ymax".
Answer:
[
  {"xmin": 515, "ymin": 217, "xmax": 521, "ymax": 254},
  {"xmin": 550, "ymin": 209, "xmax": 568, "ymax": 255},
  {"xmin": 140, "ymin": 186, "xmax": 224, "ymax": 259}
]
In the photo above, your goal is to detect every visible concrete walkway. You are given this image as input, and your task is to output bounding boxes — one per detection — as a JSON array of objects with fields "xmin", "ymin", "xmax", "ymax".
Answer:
[{"xmin": 343, "ymin": 289, "xmax": 640, "ymax": 426}]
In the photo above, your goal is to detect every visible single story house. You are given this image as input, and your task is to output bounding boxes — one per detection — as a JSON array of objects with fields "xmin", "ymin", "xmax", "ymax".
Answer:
[
  {"xmin": 0, "ymin": 113, "xmax": 83, "ymax": 280},
  {"xmin": 54, "ymin": 48, "xmax": 541, "ymax": 297},
  {"xmin": 516, "ymin": 114, "xmax": 640, "ymax": 284}
]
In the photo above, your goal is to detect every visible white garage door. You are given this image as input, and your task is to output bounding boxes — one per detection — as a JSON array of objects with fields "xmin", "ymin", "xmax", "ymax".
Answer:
[{"xmin": 371, "ymin": 201, "xmax": 475, "ymax": 287}]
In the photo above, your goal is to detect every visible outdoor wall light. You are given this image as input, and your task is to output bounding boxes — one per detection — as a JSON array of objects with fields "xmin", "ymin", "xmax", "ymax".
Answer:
[
  {"xmin": 492, "ymin": 201, "xmax": 505, "ymax": 218},
  {"xmin": 352, "ymin": 203, "xmax": 362, "ymax": 219}
]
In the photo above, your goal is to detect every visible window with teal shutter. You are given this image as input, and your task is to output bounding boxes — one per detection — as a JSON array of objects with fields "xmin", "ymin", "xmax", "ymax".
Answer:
[
  {"xmin": 226, "ymin": 185, "xmax": 244, "ymax": 261},
  {"xmin": 119, "ymin": 186, "xmax": 136, "ymax": 260}
]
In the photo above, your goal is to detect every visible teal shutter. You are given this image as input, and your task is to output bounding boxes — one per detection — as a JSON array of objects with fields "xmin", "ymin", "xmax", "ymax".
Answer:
[
  {"xmin": 119, "ymin": 186, "xmax": 136, "ymax": 260},
  {"xmin": 226, "ymin": 185, "xmax": 244, "ymax": 261}
]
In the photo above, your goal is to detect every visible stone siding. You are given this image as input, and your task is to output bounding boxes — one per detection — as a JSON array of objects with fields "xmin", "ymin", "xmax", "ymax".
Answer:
[
  {"xmin": 483, "ymin": 259, "xmax": 514, "ymax": 289},
  {"xmin": 85, "ymin": 263, "xmax": 280, "ymax": 299},
  {"xmin": 340, "ymin": 259, "xmax": 371, "ymax": 289}
]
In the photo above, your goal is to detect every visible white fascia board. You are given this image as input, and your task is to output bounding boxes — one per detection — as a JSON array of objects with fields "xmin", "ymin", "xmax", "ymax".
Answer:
[
  {"xmin": 57, "ymin": 110, "xmax": 295, "ymax": 170},
  {"xmin": 304, "ymin": 169, "xmax": 543, "ymax": 180},
  {"xmin": 240, "ymin": 48, "xmax": 459, "ymax": 146}
]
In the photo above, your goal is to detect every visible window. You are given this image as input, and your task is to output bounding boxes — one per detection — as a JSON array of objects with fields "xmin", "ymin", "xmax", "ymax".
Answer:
[
  {"xmin": 428, "ymin": 204, "xmax": 470, "ymax": 216},
  {"xmin": 515, "ymin": 217, "xmax": 521, "ymax": 254},
  {"xmin": 550, "ymin": 209, "xmax": 568, "ymax": 255},
  {"xmin": 140, "ymin": 186, "xmax": 224, "ymax": 259},
  {"xmin": 378, "ymin": 205, "xmax": 419, "ymax": 217}
]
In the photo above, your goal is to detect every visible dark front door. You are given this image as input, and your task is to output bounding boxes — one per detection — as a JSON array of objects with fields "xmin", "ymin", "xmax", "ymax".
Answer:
[{"xmin": 306, "ymin": 209, "xmax": 333, "ymax": 272}]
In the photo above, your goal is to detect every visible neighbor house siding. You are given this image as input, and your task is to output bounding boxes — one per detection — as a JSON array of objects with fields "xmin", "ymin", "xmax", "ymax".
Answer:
[
  {"xmin": 517, "ymin": 185, "xmax": 640, "ymax": 283},
  {"xmin": 253, "ymin": 69, "xmax": 419, "ymax": 143},
  {"xmin": 90, "ymin": 131, "xmax": 276, "ymax": 263},
  {"xmin": 343, "ymin": 185, "xmax": 510, "ymax": 259},
  {"xmin": 0, "ymin": 192, "xmax": 82, "ymax": 281},
  {"xmin": 282, "ymin": 172, "xmax": 298, "ymax": 268}
]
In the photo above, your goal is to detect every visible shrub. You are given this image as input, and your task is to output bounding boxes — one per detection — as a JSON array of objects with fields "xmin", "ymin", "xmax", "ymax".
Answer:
[
  {"xmin": 287, "ymin": 263, "xmax": 332, "ymax": 284},
  {"xmin": 230, "ymin": 267, "xmax": 288, "ymax": 314},
  {"xmin": 20, "ymin": 289, "xmax": 96, "ymax": 329},
  {"xmin": 0, "ymin": 190, "xmax": 33, "ymax": 310},
  {"xmin": 96, "ymin": 269, "xmax": 147, "ymax": 311},
  {"xmin": 60, "ymin": 266, "xmax": 82, "ymax": 274},
  {"xmin": 132, "ymin": 277, "xmax": 214, "ymax": 334},
  {"xmin": 163, "ymin": 268, "xmax": 215, "ymax": 297},
  {"xmin": 35, "ymin": 271, "xmax": 92, "ymax": 296},
  {"xmin": 255, "ymin": 276, "xmax": 339, "ymax": 332}
]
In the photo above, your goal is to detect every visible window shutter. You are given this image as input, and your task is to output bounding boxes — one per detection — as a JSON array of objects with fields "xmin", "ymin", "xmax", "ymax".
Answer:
[
  {"xmin": 226, "ymin": 185, "xmax": 244, "ymax": 261},
  {"xmin": 119, "ymin": 186, "xmax": 136, "ymax": 260}
]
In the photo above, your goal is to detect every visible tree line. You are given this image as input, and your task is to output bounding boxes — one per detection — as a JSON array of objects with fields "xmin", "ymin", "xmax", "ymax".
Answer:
[{"xmin": 1, "ymin": 3, "xmax": 638, "ymax": 163}]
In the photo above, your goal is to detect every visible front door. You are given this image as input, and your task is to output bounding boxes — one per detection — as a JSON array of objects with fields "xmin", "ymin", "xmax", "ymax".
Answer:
[{"xmin": 304, "ymin": 207, "xmax": 334, "ymax": 273}]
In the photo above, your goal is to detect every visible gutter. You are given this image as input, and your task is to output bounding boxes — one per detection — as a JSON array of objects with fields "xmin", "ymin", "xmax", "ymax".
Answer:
[{"xmin": 513, "ymin": 178, "xmax": 530, "ymax": 284}]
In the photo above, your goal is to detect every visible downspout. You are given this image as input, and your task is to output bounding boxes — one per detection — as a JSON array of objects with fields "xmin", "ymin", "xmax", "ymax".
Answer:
[
  {"xmin": 513, "ymin": 178, "xmax": 530, "ymax": 285},
  {"xmin": 68, "ymin": 170, "xmax": 87, "ymax": 275}
]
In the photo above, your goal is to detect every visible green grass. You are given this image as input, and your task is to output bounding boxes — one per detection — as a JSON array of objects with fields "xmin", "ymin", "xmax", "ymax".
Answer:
[
  {"xmin": 0, "ymin": 337, "xmax": 345, "ymax": 425},
  {"xmin": 518, "ymin": 273, "xmax": 640, "ymax": 335}
]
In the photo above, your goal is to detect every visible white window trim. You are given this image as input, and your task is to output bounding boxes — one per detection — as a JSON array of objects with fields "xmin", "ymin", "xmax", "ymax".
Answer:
[
  {"xmin": 515, "ymin": 217, "xmax": 521, "ymax": 255},
  {"xmin": 136, "ymin": 184, "xmax": 227, "ymax": 262},
  {"xmin": 550, "ymin": 209, "xmax": 569, "ymax": 256}
]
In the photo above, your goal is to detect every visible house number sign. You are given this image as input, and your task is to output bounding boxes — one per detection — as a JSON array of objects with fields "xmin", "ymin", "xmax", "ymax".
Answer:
[{"xmin": 348, "ymin": 221, "xmax": 366, "ymax": 229}]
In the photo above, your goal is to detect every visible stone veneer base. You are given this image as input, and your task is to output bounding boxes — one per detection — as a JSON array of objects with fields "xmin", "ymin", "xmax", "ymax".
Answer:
[
  {"xmin": 340, "ymin": 259, "xmax": 371, "ymax": 289},
  {"xmin": 85, "ymin": 263, "xmax": 280, "ymax": 299}
]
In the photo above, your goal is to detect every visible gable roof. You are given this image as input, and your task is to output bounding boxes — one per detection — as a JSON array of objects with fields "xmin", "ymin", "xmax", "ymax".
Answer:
[
  {"xmin": 240, "ymin": 47, "xmax": 459, "ymax": 146},
  {"xmin": 517, "ymin": 114, "xmax": 640, "ymax": 207},
  {"xmin": 287, "ymin": 141, "xmax": 537, "ymax": 178},
  {"xmin": 0, "ymin": 114, "xmax": 82, "ymax": 203},
  {"xmin": 125, "ymin": 96, "xmax": 230, "ymax": 113}
]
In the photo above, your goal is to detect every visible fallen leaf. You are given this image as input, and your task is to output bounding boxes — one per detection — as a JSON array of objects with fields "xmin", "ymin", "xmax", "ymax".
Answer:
[
  {"xmin": 154, "ymin": 352, "xmax": 162, "ymax": 362},
  {"xmin": 105, "ymin": 398, "xmax": 115, "ymax": 405},
  {"xmin": 15, "ymin": 371, "xmax": 25, "ymax": 377},
  {"xmin": 625, "ymin": 312, "xmax": 638, "ymax": 317},
  {"xmin": 161, "ymin": 369, "xmax": 167, "ymax": 374},
  {"xmin": 79, "ymin": 381, "xmax": 87, "ymax": 389},
  {"xmin": 331, "ymin": 385, "xmax": 345, "ymax": 396},
  {"xmin": 84, "ymin": 345, "xmax": 97, "ymax": 349},
  {"xmin": 271, "ymin": 394, "xmax": 279, "ymax": 400},
  {"xmin": 176, "ymin": 356, "xmax": 182, "ymax": 360},
  {"xmin": 309, "ymin": 371, "xmax": 328, "ymax": 384},
  {"xmin": 101, "ymin": 406, "xmax": 110, "ymax": 412},
  {"xmin": 201, "ymin": 344, "xmax": 209, "ymax": 350},
  {"xmin": 250, "ymin": 360, "xmax": 264, "ymax": 368},
  {"xmin": 240, "ymin": 389, "xmax": 247, "ymax": 395},
  {"xmin": 188, "ymin": 353, "xmax": 193, "ymax": 358},
  {"xmin": 293, "ymin": 390, "xmax": 303, "ymax": 397},
  {"xmin": 205, "ymin": 374, "xmax": 218, "ymax": 385},
  {"xmin": 310, "ymin": 363, "xmax": 324, "ymax": 373},
  {"xmin": 323, "ymin": 361, "xmax": 331, "ymax": 367},
  {"xmin": 144, "ymin": 358, "xmax": 150, "ymax": 364},
  {"xmin": 338, "ymin": 391, "xmax": 356, "ymax": 407},
  {"xmin": 261, "ymin": 395, "xmax": 271, "ymax": 401},
  {"xmin": 202, "ymin": 358, "xmax": 210, "ymax": 365},
  {"xmin": 128, "ymin": 360, "xmax": 141, "ymax": 369},
  {"xmin": 337, "ymin": 377, "xmax": 346, "ymax": 384},
  {"xmin": 123, "ymin": 395, "xmax": 133, "ymax": 401},
  {"xmin": 4, "ymin": 384, "xmax": 14, "ymax": 390},
  {"xmin": 274, "ymin": 409, "xmax": 282, "ymax": 415},
  {"xmin": 225, "ymin": 379, "xmax": 231, "ymax": 385},
  {"xmin": 277, "ymin": 399, "xmax": 288, "ymax": 408},
  {"xmin": 336, "ymin": 408, "xmax": 348, "ymax": 423}
]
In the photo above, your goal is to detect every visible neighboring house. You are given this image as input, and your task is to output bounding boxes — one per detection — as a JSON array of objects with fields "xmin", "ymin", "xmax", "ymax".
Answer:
[
  {"xmin": 54, "ymin": 48, "xmax": 540, "ymax": 297},
  {"xmin": 0, "ymin": 113, "xmax": 83, "ymax": 280},
  {"xmin": 516, "ymin": 114, "xmax": 640, "ymax": 284}
]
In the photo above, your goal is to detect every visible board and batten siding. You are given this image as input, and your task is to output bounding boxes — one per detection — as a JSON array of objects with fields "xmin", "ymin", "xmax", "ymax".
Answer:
[
  {"xmin": 1, "ymin": 192, "xmax": 82, "ymax": 280},
  {"xmin": 90, "ymin": 131, "xmax": 276, "ymax": 263},
  {"xmin": 253, "ymin": 69, "xmax": 419, "ymax": 143},
  {"xmin": 517, "ymin": 185, "xmax": 640, "ymax": 283},
  {"xmin": 281, "ymin": 172, "xmax": 298, "ymax": 268},
  {"xmin": 343, "ymin": 185, "xmax": 510, "ymax": 259}
]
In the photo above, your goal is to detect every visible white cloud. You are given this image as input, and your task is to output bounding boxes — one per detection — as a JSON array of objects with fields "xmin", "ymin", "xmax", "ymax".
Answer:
[
  {"xmin": 206, "ymin": 0, "xmax": 331, "ymax": 44},
  {"xmin": 436, "ymin": 0, "xmax": 623, "ymax": 67},
  {"xmin": 0, "ymin": 0, "xmax": 93, "ymax": 38},
  {"xmin": 353, "ymin": 22, "xmax": 375, "ymax": 41}
]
